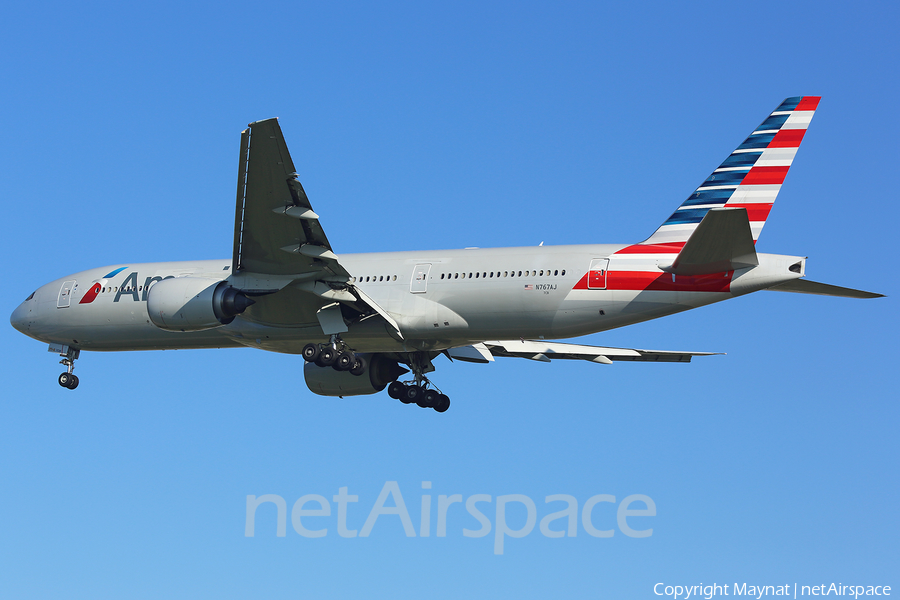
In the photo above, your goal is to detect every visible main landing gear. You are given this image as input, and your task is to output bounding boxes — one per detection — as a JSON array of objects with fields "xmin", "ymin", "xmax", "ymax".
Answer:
[
  {"xmin": 57, "ymin": 346, "xmax": 80, "ymax": 390},
  {"xmin": 387, "ymin": 352, "xmax": 450, "ymax": 413},
  {"xmin": 387, "ymin": 381, "xmax": 450, "ymax": 412},
  {"xmin": 301, "ymin": 338, "xmax": 367, "ymax": 376}
]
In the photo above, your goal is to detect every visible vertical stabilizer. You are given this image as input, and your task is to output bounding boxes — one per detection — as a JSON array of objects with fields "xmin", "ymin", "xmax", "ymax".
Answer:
[{"xmin": 642, "ymin": 96, "xmax": 820, "ymax": 246}]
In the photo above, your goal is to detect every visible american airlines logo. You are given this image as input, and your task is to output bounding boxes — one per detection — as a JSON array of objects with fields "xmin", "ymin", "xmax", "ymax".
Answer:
[{"xmin": 79, "ymin": 270, "xmax": 174, "ymax": 305}]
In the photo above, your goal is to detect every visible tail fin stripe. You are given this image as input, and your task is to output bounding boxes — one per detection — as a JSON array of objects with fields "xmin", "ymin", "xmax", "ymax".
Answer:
[
  {"xmin": 769, "ymin": 129, "xmax": 806, "ymax": 147},
  {"xmin": 756, "ymin": 114, "xmax": 791, "ymax": 130},
  {"xmin": 737, "ymin": 132, "xmax": 777, "ymax": 150},
  {"xmin": 794, "ymin": 97, "xmax": 820, "ymax": 111},
  {"xmin": 720, "ymin": 152, "xmax": 763, "ymax": 168},
  {"xmin": 635, "ymin": 96, "xmax": 820, "ymax": 248},
  {"xmin": 775, "ymin": 97, "xmax": 803, "ymax": 111},
  {"xmin": 741, "ymin": 166, "xmax": 790, "ymax": 185}
]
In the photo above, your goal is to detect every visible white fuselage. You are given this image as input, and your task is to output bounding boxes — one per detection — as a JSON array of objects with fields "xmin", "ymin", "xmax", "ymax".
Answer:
[{"xmin": 10, "ymin": 244, "xmax": 805, "ymax": 355}]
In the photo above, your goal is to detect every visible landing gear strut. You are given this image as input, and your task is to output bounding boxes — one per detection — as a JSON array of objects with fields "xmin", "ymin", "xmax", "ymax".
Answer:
[
  {"xmin": 57, "ymin": 346, "xmax": 80, "ymax": 390},
  {"xmin": 387, "ymin": 353, "xmax": 451, "ymax": 412},
  {"xmin": 301, "ymin": 337, "xmax": 366, "ymax": 377}
]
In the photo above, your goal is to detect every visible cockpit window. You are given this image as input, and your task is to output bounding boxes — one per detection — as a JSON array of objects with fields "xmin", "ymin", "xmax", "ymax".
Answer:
[{"xmin": 26, "ymin": 291, "xmax": 35, "ymax": 301}]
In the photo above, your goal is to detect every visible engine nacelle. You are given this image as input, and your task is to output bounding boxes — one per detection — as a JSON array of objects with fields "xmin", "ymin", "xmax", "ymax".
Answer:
[
  {"xmin": 304, "ymin": 354, "xmax": 408, "ymax": 397},
  {"xmin": 147, "ymin": 277, "xmax": 254, "ymax": 332}
]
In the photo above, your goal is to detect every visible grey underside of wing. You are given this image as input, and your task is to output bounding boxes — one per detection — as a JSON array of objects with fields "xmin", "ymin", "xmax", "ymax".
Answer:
[
  {"xmin": 483, "ymin": 340, "xmax": 721, "ymax": 363},
  {"xmin": 232, "ymin": 118, "xmax": 348, "ymax": 281}
]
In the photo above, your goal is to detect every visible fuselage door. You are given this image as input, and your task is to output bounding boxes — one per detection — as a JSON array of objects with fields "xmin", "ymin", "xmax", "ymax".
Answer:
[
  {"xmin": 410, "ymin": 264, "xmax": 432, "ymax": 293},
  {"xmin": 57, "ymin": 280, "xmax": 77, "ymax": 308},
  {"xmin": 588, "ymin": 259, "xmax": 609, "ymax": 290}
]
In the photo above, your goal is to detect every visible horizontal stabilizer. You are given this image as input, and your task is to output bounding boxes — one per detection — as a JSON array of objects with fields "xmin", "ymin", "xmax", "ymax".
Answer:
[
  {"xmin": 768, "ymin": 279, "xmax": 884, "ymax": 299},
  {"xmin": 662, "ymin": 207, "xmax": 758, "ymax": 275},
  {"xmin": 482, "ymin": 340, "xmax": 721, "ymax": 363}
]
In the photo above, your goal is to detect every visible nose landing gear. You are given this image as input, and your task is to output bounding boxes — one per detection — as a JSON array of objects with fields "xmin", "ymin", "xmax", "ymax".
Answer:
[{"xmin": 55, "ymin": 346, "xmax": 80, "ymax": 390}]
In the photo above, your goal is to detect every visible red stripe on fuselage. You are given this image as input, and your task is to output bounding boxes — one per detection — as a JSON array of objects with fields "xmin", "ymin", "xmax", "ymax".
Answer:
[{"xmin": 572, "ymin": 270, "xmax": 732, "ymax": 292}]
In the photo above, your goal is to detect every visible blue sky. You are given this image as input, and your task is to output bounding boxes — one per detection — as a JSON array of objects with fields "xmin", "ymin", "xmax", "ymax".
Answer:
[{"xmin": 2, "ymin": 1, "xmax": 897, "ymax": 598}]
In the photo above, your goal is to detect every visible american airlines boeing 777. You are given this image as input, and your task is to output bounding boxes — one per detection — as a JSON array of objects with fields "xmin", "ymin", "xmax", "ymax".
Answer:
[{"xmin": 10, "ymin": 97, "xmax": 882, "ymax": 412}]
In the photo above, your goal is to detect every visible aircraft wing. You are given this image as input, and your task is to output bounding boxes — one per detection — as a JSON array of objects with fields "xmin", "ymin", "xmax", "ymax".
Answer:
[
  {"xmin": 232, "ymin": 118, "xmax": 349, "ymax": 281},
  {"xmin": 229, "ymin": 119, "xmax": 401, "ymax": 336},
  {"xmin": 469, "ymin": 340, "xmax": 721, "ymax": 364}
]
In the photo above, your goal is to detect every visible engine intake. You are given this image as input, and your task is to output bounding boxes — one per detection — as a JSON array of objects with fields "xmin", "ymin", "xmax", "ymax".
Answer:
[{"xmin": 147, "ymin": 278, "xmax": 254, "ymax": 332}]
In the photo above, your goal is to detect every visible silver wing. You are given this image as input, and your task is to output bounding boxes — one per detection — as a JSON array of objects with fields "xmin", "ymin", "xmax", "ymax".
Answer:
[
  {"xmin": 447, "ymin": 340, "xmax": 720, "ymax": 364},
  {"xmin": 229, "ymin": 119, "xmax": 401, "ymax": 336}
]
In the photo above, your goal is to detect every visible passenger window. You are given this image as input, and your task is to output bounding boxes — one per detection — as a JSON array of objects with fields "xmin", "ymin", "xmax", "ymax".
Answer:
[
  {"xmin": 562, "ymin": 269, "xmax": 566, "ymax": 276},
  {"xmin": 475, "ymin": 272, "xmax": 479, "ymax": 278},
  {"xmin": 554, "ymin": 270, "xmax": 558, "ymax": 276}
]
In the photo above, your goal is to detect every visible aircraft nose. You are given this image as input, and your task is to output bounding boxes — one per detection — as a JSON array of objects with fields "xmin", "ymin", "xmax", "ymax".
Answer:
[{"xmin": 10, "ymin": 295, "xmax": 35, "ymax": 334}]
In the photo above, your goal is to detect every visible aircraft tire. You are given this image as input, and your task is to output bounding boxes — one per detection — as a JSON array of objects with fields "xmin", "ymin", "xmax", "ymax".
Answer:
[
  {"xmin": 316, "ymin": 347, "xmax": 337, "ymax": 367},
  {"xmin": 405, "ymin": 385, "xmax": 423, "ymax": 404},
  {"xmin": 434, "ymin": 395, "xmax": 450, "ymax": 413},
  {"xmin": 302, "ymin": 343, "xmax": 320, "ymax": 362},
  {"xmin": 58, "ymin": 373, "xmax": 71, "ymax": 388},
  {"xmin": 388, "ymin": 381, "xmax": 405, "ymax": 399},
  {"xmin": 422, "ymin": 389, "xmax": 439, "ymax": 409},
  {"xmin": 67, "ymin": 375, "xmax": 79, "ymax": 390},
  {"xmin": 349, "ymin": 356, "xmax": 366, "ymax": 377},
  {"xmin": 334, "ymin": 351, "xmax": 355, "ymax": 371}
]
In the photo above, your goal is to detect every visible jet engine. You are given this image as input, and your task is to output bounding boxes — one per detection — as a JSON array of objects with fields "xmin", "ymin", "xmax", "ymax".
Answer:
[
  {"xmin": 146, "ymin": 277, "xmax": 254, "ymax": 332},
  {"xmin": 304, "ymin": 353, "xmax": 408, "ymax": 397}
]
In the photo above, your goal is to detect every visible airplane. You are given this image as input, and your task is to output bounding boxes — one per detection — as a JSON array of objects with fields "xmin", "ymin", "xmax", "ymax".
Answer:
[{"xmin": 10, "ymin": 96, "xmax": 883, "ymax": 412}]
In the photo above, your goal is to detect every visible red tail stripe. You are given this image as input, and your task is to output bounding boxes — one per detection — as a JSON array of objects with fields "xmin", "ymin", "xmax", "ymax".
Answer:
[
  {"xmin": 742, "ymin": 166, "xmax": 789, "ymax": 186},
  {"xmin": 768, "ymin": 129, "xmax": 806, "ymax": 148},
  {"xmin": 795, "ymin": 96, "xmax": 821, "ymax": 111},
  {"xmin": 616, "ymin": 243, "xmax": 686, "ymax": 254},
  {"xmin": 725, "ymin": 203, "xmax": 773, "ymax": 222}
]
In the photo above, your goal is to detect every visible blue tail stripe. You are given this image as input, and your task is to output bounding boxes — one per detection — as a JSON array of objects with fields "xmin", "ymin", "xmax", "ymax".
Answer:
[
  {"xmin": 737, "ymin": 132, "xmax": 776, "ymax": 150},
  {"xmin": 719, "ymin": 151, "xmax": 763, "ymax": 168},
  {"xmin": 681, "ymin": 189, "xmax": 735, "ymax": 207},
  {"xmin": 756, "ymin": 114, "xmax": 789, "ymax": 131},
  {"xmin": 776, "ymin": 97, "xmax": 802, "ymax": 111},
  {"xmin": 698, "ymin": 170, "xmax": 749, "ymax": 188},
  {"xmin": 663, "ymin": 208, "xmax": 710, "ymax": 226}
]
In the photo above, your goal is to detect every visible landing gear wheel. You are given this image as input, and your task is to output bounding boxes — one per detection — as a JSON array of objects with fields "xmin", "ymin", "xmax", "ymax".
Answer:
[
  {"xmin": 349, "ymin": 356, "xmax": 367, "ymax": 377},
  {"xmin": 422, "ymin": 389, "xmax": 439, "ymax": 409},
  {"xmin": 334, "ymin": 351, "xmax": 355, "ymax": 371},
  {"xmin": 67, "ymin": 375, "xmax": 79, "ymax": 390},
  {"xmin": 404, "ymin": 385, "xmax": 423, "ymax": 404},
  {"xmin": 434, "ymin": 394, "xmax": 450, "ymax": 413},
  {"xmin": 388, "ymin": 381, "xmax": 405, "ymax": 400},
  {"xmin": 58, "ymin": 372, "xmax": 72, "ymax": 388},
  {"xmin": 302, "ymin": 343, "xmax": 320, "ymax": 363},
  {"xmin": 316, "ymin": 347, "xmax": 337, "ymax": 367}
]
